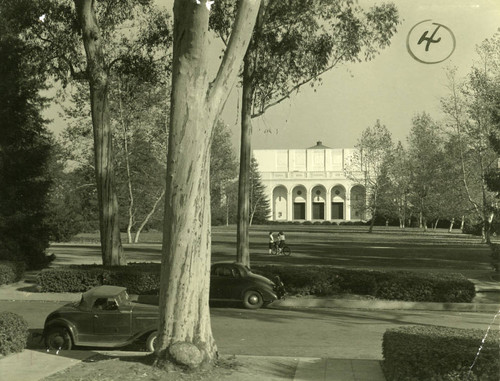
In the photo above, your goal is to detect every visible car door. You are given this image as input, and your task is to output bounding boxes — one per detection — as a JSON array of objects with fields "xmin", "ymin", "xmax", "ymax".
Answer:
[
  {"xmin": 92, "ymin": 298, "xmax": 131, "ymax": 344},
  {"xmin": 210, "ymin": 265, "xmax": 242, "ymax": 301}
]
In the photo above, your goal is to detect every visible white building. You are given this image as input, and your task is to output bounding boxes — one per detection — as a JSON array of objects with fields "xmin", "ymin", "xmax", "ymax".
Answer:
[{"xmin": 253, "ymin": 141, "xmax": 367, "ymax": 222}]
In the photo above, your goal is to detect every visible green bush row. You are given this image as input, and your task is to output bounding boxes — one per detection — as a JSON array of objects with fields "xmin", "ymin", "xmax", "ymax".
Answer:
[
  {"xmin": 37, "ymin": 263, "xmax": 475, "ymax": 303},
  {"xmin": 37, "ymin": 263, "xmax": 161, "ymax": 294},
  {"xmin": 251, "ymin": 265, "xmax": 476, "ymax": 303},
  {"xmin": 0, "ymin": 261, "xmax": 25, "ymax": 286},
  {"xmin": 0, "ymin": 312, "xmax": 29, "ymax": 356},
  {"xmin": 382, "ymin": 325, "xmax": 500, "ymax": 381}
]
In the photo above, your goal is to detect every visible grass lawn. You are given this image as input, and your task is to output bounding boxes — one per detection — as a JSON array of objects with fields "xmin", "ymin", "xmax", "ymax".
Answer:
[{"xmin": 51, "ymin": 225, "xmax": 495, "ymax": 280}]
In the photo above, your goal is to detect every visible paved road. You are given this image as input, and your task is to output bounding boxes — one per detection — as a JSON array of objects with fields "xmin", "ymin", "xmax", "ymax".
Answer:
[{"xmin": 1, "ymin": 301, "xmax": 496, "ymax": 360}]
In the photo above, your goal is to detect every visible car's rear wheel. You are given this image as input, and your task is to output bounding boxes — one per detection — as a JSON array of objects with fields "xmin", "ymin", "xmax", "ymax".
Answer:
[
  {"xmin": 243, "ymin": 290, "xmax": 264, "ymax": 309},
  {"xmin": 45, "ymin": 327, "xmax": 72, "ymax": 350},
  {"xmin": 146, "ymin": 331, "xmax": 158, "ymax": 352}
]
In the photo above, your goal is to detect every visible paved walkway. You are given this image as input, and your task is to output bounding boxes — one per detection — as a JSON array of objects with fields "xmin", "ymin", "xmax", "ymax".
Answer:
[{"xmin": 0, "ymin": 350, "xmax": 385, "ymax": 381}]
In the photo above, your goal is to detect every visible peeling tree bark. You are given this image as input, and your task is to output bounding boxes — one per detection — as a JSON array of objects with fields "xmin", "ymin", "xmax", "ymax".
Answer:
[
  {"xmin": 156, "ymin": 0, "xmax": 259, "ymax": 368},
  {"xmin": 75, "ymin": 0, "xmax": 125, "ymax": 265}
]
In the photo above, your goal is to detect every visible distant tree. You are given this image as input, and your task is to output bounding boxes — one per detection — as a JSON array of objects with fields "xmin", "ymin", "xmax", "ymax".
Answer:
[
  {"xmin": 406, "ymin": 113, "xmax": 446, "ymax": 231},
  {"xmin": 346, "ymin": 120, "xmax": 394, "ymax": 233},
  {"xmin": 388, "ymin": 141, "xmax": 411, "ymax": 228},
  {"xmin": 442, "ymin": 61, "xmax": 498, "ymax": 242},
  {"xmin": 10, "ymin": 0, "xmax": 170, "ymax": 264},
  {"xmin": 211, "ymin": 0, "xmax": 400, "ymax": 266},
  {"xmin": 249, "ymin": 157, "xmax": 270, "ymax": 225},
  {"xmin": 210, "ymin": 121, "xmax": 238, "ymax": 226},
  {"xmin": 0, "ymin": 30, "xmax": 53, "ymax": 268}
]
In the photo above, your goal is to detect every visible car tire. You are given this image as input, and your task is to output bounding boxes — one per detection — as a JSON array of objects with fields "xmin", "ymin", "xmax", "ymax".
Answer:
[
  {"xmin": 45, "ymin": 327, "xmax": 72, "ymax": 350},
  {"xmin": 146, "ymin": 331, "xmax": 158, "ymax": 352},
  {"xmin": 243, "ymin": 290, "xmax": 264, "ymax": 309}
]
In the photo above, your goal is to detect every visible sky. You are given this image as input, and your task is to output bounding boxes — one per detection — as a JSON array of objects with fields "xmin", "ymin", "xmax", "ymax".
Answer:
[
  {"xmin": 46, "ymin": 0, "xmax": 500, "ymax": 151},
  {"xmin": 230, "ymin": 0, "xmax": 500, "ymax": 150}
]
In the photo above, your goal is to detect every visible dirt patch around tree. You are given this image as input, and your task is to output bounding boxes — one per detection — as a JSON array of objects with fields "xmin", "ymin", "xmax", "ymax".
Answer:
[{"xmin": 42, "ymin": 353, "xmax": 298, "ymax": 381}]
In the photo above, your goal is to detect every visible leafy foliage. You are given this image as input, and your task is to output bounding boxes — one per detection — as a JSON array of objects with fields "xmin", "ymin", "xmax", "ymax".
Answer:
[
  {"xmin": 0, "ymin": 23, "xmax": 54, "ymax": 268},
  {"xmin": 0, "ymin": 312, "xmax": 29, "ymax": 356},
  {"xmin": 383, "ymin": 326, "xmax": 499, "ymax": 381}
]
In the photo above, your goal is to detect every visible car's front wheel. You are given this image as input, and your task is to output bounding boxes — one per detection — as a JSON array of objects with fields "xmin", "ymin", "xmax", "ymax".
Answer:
[
  {"xmin": 45, "ymin": 327, "xmax": 72, "ymax": 350},
  {"xmin": 145, "ymin": 331, "xmax": 158, "ymax": 352},
  {"xmin": 243, "ymin": 290, "xmax": 264, "ymax": 309}
]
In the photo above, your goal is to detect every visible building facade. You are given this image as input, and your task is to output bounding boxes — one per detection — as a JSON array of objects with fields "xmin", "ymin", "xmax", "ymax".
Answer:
[{"xmin": 253, "ymin": 141, "xmax": 366, "ymax": 222}]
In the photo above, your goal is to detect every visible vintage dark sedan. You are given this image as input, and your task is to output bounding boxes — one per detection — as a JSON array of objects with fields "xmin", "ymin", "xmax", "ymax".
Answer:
[
  {"xmin": 210, "ymin": 262, "xmax": 285, "ymax": 309},
  {"xmin": 43, "ymin": 285, "xmax": 158, "ymax": 351}
]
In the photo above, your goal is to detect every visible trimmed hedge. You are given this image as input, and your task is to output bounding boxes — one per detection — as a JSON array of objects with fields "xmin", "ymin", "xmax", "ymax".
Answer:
[
  {"xmin": 37, "ymin": 263, "xmax": 161, "ymax": 294},
  {"xmin": 252, "ymin": 265, "xmax": 476, "ymax": 303},
  {"xmin": 382, "ymin": 326, "xmax": 500, "ymax": 381},
  {"xmin": 37, "ymin": 263, "xmax": 476, "ymax": 303},
  {"xmin": 0, "ymin": 261, "xmax": 25, "ymax": 286},
  {"xmin": 0, "ymin": 312, "xmax": 29, "ymax": 356}
]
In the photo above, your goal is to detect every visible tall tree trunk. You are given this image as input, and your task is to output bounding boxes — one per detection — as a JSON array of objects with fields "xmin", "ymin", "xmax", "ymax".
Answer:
[
  {"xmin": 236, "ymin": 0, "xmax": 266, "ymax": 268},
  {"xmin": 156, "ymin": 0, "xmax": 259, "ymax": 369},
  {"xmin": 75, "ymin": 0, "xmax": 125, "ymax": 266},
  {"xmin": 448, "ymin": 218, "xmax": 454, "ymax": 233},
  {"xmin": 236, "ymin": 64, "xmax": 253, "ymax": 267}
]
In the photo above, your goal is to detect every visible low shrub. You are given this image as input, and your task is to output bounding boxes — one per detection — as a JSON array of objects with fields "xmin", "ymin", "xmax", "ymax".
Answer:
[
  {"xmin": 37, "ymin": 263, "xmax": 476, "ymax": 303},
  {"xmin": 37, "ymin": 263, "xmax": 162, "ymax": 294},
  {"xmin": 252, "ymin": 265, "xmax": 475, "ymax": 302},
  {"xmin": 0, "ymin": 312, "xmax": 29, "ymax": 356},
  {"xmin": 382, "ymin": 326, "xmax": 500, "ymax": 381},
  {"xmin": 0, "ymin": 261, "xmax": 25, "ymax": 285},
  {"xmin": 489, "ymin": 243, "xmax": 500, "ymax": 272}
]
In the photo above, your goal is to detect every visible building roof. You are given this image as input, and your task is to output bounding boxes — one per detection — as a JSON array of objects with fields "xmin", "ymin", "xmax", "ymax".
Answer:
[{"xmin": 308, "ymin": 141, "xmax": 330, "ymax": 149}]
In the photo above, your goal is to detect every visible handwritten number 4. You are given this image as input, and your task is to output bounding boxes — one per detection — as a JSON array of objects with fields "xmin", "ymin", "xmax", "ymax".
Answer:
[{"xmin": 418, "ymin": 24, "xmax": 442, "ymax": 52}]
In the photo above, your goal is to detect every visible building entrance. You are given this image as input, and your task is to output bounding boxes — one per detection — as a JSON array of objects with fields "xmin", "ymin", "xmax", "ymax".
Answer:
[
  {"xmin": 331, "ymin": 202, "xmax": 343, "ymax": 219},
  {"xmin": 293, "ymin": 203, "xmax": 305, "ymax": 220},
  {"xmin": 312, "ymin": 203, "xmax": 324, "ymax": 220}
]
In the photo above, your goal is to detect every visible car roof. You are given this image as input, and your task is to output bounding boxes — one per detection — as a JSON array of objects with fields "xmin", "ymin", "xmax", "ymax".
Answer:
[{"xmin": 83, "ymin": 285, "xmax": 127, "ymax": 299}]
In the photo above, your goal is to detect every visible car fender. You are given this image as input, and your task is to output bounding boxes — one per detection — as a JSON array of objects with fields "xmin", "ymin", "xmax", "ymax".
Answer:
[
  {"xmin": 43, "ymin": 318, "xmax": 79, "ymax": 343},
  {"xmin": 240, "ymin": 286, "xmax": 277, "ymax": 303}
]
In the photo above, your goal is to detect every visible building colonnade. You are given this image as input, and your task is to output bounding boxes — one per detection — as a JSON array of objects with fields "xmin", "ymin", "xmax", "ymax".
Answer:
[{"xmin": 271, "ymin": 183, "xmax": 366, "ymax": 222}]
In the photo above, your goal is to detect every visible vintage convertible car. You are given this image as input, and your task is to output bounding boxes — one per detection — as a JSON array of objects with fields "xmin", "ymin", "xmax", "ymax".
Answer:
[
  {"xmin": 43, "ymin": 263, "xmax": 285, "ymax": 350},
  {"xmin": 43, "ymin": 285, "xmax": 158, "ymax": 351}
]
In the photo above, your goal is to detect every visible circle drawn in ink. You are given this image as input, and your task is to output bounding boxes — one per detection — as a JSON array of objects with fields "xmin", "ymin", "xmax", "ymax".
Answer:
[{"xmin": 406, "ymin": 19, "xmax": 456, "ymax": 64}]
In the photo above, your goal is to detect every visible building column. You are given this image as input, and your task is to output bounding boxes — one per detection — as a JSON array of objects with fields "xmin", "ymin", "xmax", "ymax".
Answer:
[
  {"xmin": 325, "ymin": 188, "xmax": 331, "ymax": 221},
  {"xmin": 287, "ymin": 189, "xmax": 293, "ymax": 221},
  {"xmin": 345, "ymin": 193, "xmax": 351, "ymax": 221},
  {"xmin": 306, "ymin": 188, "xmax": 312, "ymax": 221}
]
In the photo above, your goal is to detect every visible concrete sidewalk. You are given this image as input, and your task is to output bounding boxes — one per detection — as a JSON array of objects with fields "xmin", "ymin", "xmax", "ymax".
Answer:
[{"xmin": 0, "ymin": 350, "xmax": 386, "ymax": 381}]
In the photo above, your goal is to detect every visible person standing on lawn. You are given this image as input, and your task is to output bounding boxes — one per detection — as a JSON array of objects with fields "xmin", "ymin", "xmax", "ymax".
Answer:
[{"xmin": 268, "ymin": 232, "xmax": 275, "ymax": 254}]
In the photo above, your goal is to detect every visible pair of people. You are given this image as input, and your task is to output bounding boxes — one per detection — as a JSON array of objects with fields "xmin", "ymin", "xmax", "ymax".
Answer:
[{"xmin": 268, "ymin": 231, "xmax": 286, "ymax": 254}]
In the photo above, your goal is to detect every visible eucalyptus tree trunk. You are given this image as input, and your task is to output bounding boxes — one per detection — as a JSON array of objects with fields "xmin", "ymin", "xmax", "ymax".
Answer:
[
  {"xmin": 156, "ymin": 0, "xmax": 259, "ymax": 368},
  {"xmin": 236, "ymin": 1, "xmax": 266, "ymax": 268},
  {"xmin": 75, "ymin": 0, "xmax": 125, "ymax": 265},
  {"xmin": 236, "ymin": 61, "xmax": 253, "ymax": 267}
]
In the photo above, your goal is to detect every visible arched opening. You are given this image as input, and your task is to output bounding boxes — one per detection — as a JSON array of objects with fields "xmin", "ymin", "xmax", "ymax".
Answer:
[
  {"xmin": 292, "ymin": 185, "xmax": 307, "ymax": 220},
  {"xmin": 311, "ymin": 185, "xmax": 326, "ymax": 220},
  {"xmin": 272, "ymin": 186, "xmax": 287, "ymax": 220},
  {"xmin": 350, "ymin": 185, "xmax": 366, "ymax": 220},
  {"xmin": 331, "ymin": 185, "xmax": 346, "ymax": 220}
]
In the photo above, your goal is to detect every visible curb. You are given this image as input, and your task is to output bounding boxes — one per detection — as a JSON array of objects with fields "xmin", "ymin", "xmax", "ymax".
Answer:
[{"xmin": 271, "ymin": 297, "xmax": 500, "ymax": 313}]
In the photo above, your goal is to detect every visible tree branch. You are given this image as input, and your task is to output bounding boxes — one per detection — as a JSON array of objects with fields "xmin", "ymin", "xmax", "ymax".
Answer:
[{"xmin": 207, "ymin": 0, "xmax": 260, "ymax": 118}]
